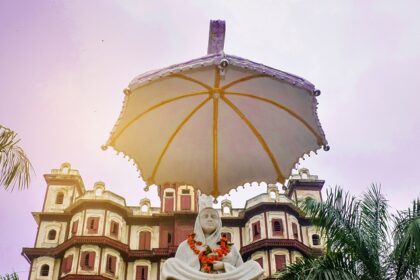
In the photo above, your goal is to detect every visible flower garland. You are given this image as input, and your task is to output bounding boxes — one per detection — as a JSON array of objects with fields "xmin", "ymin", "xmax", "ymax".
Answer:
[{"xmin": 187, "ymin": 233, "xmax": 232, "ymax": 273}]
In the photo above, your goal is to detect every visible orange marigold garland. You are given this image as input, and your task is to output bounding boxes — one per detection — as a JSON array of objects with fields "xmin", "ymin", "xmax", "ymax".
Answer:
[{"xmin": 187, "ymin": 233, "xmax": 232, "ymax": 273}]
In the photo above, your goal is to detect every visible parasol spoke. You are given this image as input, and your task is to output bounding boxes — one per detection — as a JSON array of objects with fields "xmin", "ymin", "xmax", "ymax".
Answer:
[
  {"xmin": 110, "ymin": 91, "xmax": 209, "ymax": 145},
  {"xmin": 170, "ymin": 73, "xmax": 213, "ymax": 91},
  {"xmin": 221, "ymin": 74, "xmax": 269, "ymax": 91},
  {"xmin": 148, "ymin": 97, "xmax": 212, "ymax": 183},
  {"xmin": 221, "ymin": 95, "xmax": 286, "ymax": 183},
  {"xmin": 213, "ymin": 96, "xmax": 219, "ymax": 197},
  {"xmin": 224, "ymin": 91, "xmax": 323, "ymax": 145}
]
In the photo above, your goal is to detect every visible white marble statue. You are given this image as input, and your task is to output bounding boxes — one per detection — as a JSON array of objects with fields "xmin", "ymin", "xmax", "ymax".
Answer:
[{"xmin": 161, "ymin": 196, "xmax": 264, "ymax": 280}]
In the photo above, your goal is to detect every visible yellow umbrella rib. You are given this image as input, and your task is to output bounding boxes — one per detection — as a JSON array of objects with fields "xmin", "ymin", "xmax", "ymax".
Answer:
[
  {"xmin": 224, "ymin": 91, "xmax": 323, "ymax": 145},
  {"xmin": 221, "ymin": 96, "xmax": 286, "ymax": 183},
  {"xmin": 221, "ymin": 74, "xmax": 269, "ymax": 90},
  {"xmin": 213, "ymin": 97, "xmax": 219, "ymax": 198},
  {"xmin": 110, "ymin": 91, "xmax": 209, "ymax": 144},
  {"xmin": 149, "ymin": 97, "xmax": 211, "ymax": 183},
  {"xmin": 212, "ymin": 67, "xmax": 220, "ymax": 198},
  {"xmin": 170, "ymin": 74, "xmax": 213, "ymax": 91}
]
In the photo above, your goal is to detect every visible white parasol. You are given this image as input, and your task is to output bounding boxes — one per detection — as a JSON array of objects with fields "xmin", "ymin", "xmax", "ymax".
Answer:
[{"xmin": 103, "ymin": 20, "xmax": 328, "ymax": 198}]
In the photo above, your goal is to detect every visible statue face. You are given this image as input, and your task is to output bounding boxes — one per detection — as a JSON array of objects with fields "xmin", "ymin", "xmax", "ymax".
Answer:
[{"xmin": 199, "ymin": 208, "xmax": 219, "ymax": 234}]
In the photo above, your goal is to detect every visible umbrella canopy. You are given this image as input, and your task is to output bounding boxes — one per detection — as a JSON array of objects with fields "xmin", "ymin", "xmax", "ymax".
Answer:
[{"xmin": 103, "ymin": 20, "xmax": 328, "ymax": 198}]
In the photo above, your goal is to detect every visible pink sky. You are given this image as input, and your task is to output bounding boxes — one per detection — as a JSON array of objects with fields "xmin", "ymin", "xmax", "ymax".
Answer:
[{"xmin": 1, "ymin": 1, "xmax": 420, "ymax": 278}]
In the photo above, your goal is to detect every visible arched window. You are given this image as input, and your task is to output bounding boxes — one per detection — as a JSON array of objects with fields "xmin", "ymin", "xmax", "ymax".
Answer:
[
  {"xmin": 61, "ymin": 255, "xmax": 73, "ymax": 274},
  {"xmin": 40, "ymin": 264, "xmax": 49, "ymax": 276},
  {"xmin": 86, "ymin": 217, "xmax": 99, "ymax": 234},
  {"xmin": 55, "ymin": 192, "xmax": 64, "ymax": 204},
  {"xmin": 292, "ymin": 223, "xmax": 299, "ymax": 239},
  {"xmin": 252, "ymin": 221, "xmax": 261, "ymax": 240},
  {"xmin": 84, "ymin": 253, "xmax": 90, "ymax": 266},
  {"xmin": 180, "ymin": 189, "xmax": 191, "ymax": 210},
  {"xmin": 110, "ymin": 221, "xmax": 119, "ymax": 238},
  {"xmin": 80, "ymin": 251, "xmax": 95, "ymax": 271},
  {"xmin": 48, "ymin": 229, "xmax": 57, "ymax": 240},
  {"xmin": 312, "ymin": 234, "xmax": 320, "ymax": 245},
  {"xmin": 106, "ymin": 255, "xmax": 117, "ymax": 275},
  {"xmin": 139, "ymin": 231, "xmax": 151, "ymax": 250},
  {"xmin": 272, "ymin": 219, "xmax": 284, "ymax": 236},
  {"xmin": 164, "ymin": 191, "xmax": 174, "ymax": 213},
  {"xmin": 275, "ymin": 255, "xmax": 286, "ymax": 271},
  {"xmin": 136, "ymin": 265, "xmax": 148, "ymax": 280}
]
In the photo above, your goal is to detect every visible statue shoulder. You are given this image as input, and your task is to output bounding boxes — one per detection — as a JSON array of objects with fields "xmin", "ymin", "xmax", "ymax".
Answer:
[
  {"xmin": 174, "ymin": 239, "xmax": 191, "ymax": 258},
  {"xmin": 178, "ymin": 239, "xmax": 189, "ymax": 249}
]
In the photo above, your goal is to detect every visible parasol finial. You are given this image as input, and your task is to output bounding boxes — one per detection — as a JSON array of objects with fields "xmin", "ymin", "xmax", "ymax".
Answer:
[{"xmin": 207, "ymin": 20, "xmax": 225, "ymax": 55}]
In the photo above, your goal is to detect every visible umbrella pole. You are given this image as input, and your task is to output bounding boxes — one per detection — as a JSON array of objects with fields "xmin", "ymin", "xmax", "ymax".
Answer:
[{"xmin": 208, "ymin": 20, "xmax": 225, "ymax": 55}]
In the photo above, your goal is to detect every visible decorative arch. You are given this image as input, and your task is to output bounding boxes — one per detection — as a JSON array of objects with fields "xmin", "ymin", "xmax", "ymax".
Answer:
[
  {"xmin": 133, "ymin": 260, "xmax": 151, "ymax": 280},
  {"xmin": 107, "ymin": 212, "xmax": 125, "ymax": 240},
  {"xmin": 44, "ymin": 224, "xmax": 61, "ymax": 243},
  {"xmin": 40, "ymin": 264, "xmax": 50, "ymax": 276},
  {"xmin": 163, "ymin": 187, "xmax": 175, "ymax": 213},
  {"xmin": 177, "ymin": 185, "xmax": 194, "ymax": 211},
  {"xmin": 93, "ymin": 181, "xmax": 105, "ymax": 196},
  {"xmin": 221, "ymin": 199, "xmax": 232, "ymax": 216},
  {"xmin": 267, "ymin": 184, "xmax": 279, "ymax": 200},
  {"xmin": 139, "ymin": 198, "xmax": 151, "ymax": 214},
  {"xmin": 137, "ymin": 227, "xmax": 153, "ymax": 250},
  {"xmin": 104, "ymin": 251, "xmax": 119, "ymax": 276},
  {"xmin": 36, "ymin": 257, "xmax": 55, "ymax": 278}
]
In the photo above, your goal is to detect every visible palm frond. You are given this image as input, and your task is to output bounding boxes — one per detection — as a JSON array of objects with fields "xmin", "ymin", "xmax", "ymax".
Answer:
[
  {"xmin": 391, "ymin": 199, "xmax": 420, "ymax": 280},
  {"xmin": 0, "ymin": 272, "xmax": 19, "ymax": 280},
  {"xmin": 358, "ymin": 184, "xmax": 389, "ymax": 278},
  {"xmin": 0, "ymin": 125, "xmax": 32, "ymax": 190},
  {"xmin": 277, "ymin": 252, "xmax": 358, "ymax": 280},
  {"xmin": 299, "ymin": 186, "xmax": 389, "ymax": 280},
  {"xmin": 300, "ymin": 187, "xmax": 361, "ymax": 254}
]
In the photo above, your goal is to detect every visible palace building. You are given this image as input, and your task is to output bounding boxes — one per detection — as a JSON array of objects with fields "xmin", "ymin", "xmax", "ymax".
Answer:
[{"xmin": 22, "ymin": 163, "xmax": 325, "ymax": 280}]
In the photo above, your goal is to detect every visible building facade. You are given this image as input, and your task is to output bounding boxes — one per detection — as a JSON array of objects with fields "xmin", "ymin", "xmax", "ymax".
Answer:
[{"xmin": 22, "ymin": 163, "xmax": 325, "ymax": 280}]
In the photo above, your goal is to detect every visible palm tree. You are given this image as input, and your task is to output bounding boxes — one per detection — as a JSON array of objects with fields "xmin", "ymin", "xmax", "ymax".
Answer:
[
  {"xmin": 0, "ymin": 125, "xmax": 32, "ymax": 190},
  {"xmin": 0, "ymin": 272, "xmax": 19, "ymax": 280},
  {"xmin": 278, "ymin": 185, "xmax": 420, "ymax": 280}
]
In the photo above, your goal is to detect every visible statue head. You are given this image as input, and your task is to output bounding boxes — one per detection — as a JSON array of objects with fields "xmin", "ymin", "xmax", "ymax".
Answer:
[
  {"xmin": 194, "ymin": 207, "xmax": 222, "ymax": 246},
  {"xmin": 199, "ymin": 207, "xmax": 220, "ymax": 235}
]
